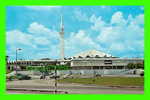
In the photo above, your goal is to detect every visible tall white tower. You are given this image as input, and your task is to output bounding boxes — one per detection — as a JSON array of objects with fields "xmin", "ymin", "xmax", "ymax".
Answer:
[{"xmin": 59, "ymin": 15, "xmax": 64, "ymax": 60}]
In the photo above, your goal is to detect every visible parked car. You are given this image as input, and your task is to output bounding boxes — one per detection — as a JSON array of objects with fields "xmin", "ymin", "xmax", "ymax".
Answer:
[
  {"xmin": 50, "ymin": 75, "xmax": 60, "ymax": 79},
  {"xmin": 16, "ymin": 73, "xmax": 31, "ymax": 80},
  {"xmin": 140, "ymin": 70, "xmax": 144, "ymax": 77},
  {"xmin": 136, "ymin": 69, "xmax": 144, "ymax": 76}
]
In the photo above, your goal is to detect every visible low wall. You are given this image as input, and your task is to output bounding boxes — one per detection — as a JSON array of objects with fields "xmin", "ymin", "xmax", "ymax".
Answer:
[{"xmin": 16, "ymin": 69, "xmax": 142, "ymax": 76}]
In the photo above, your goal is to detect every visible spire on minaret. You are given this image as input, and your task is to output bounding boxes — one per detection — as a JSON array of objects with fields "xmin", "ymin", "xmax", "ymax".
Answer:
[{"xmin": 60, "ymin": 15, "xmax": 64, "ymax": 32}]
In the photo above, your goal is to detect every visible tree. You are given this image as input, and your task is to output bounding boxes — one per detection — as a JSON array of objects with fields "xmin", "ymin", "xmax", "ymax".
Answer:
[
  {"xmin": 104, "ymin": 55, "xmax": 107, "ymax": 58},
  {"xmin": 127, "ymin": 63, "xmax": 135, "ymax": 69},
  {"xmin": 126, "ymin": 63, "xmax": 144, "ymax": 69},
  {"xmin": 136, "ymin": 63, "xmax": 144, "ymax": 69},
  {"xmin": 27, "ymin": 65, "xmax": 70, "ymax": 72}
]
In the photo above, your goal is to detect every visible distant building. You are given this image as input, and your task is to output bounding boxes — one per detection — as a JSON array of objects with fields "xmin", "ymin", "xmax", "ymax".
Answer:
[{"xmin": 70, "ymin": 50, "xmax": 143, "ymax": 70}]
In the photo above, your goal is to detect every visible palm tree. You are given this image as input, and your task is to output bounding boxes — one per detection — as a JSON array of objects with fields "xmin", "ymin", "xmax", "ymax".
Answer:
[{"xmin": 136, "ymin": 63, "xmax": 144, "ymax": 69}]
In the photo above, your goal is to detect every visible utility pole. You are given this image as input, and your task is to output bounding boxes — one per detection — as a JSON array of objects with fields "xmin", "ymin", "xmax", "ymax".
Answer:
[
  {"xmin": 54, "ymin": 60, "xmax": 58, "ymax": 94},
  {"xmin": 15, "ymin": 48, "xmax": 22, "ymax": 74}
]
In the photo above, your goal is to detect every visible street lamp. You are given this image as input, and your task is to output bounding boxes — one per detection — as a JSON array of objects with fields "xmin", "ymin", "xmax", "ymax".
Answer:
[
  {"xmin": 15, "ymin": 48, "xmax": 22, "ymax": 74},
  {"xmin": 6, "ymin": 56, "xmax": 9, "ymax": 70}
]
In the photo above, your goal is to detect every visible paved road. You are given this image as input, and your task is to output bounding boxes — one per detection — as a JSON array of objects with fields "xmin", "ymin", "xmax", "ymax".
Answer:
[
  {"xmin": 7, "ymin": 79, "xmax": 144, "ymax": 94},
  {"xmin": 8, "ymin": 89, "xmax": 144, "ymax": 94},
  {"xmin": 7, "ymin": 88, "xmax": 144, "ymax": 94}
]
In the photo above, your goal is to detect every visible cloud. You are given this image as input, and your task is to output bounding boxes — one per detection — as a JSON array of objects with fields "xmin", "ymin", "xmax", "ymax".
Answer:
[
  {"xmin": 34, "ymin": 37, "xmax": 50, "ymax": 45},
  {"xmin": 28, "ymin": 22, "xmax": 58, "ymax": 38},
  {"xmin": 109, "ymin": 43, "xmax": 126, "ymax": 51},
  {"xmin": 69, "ymin": 30, "xmax": 100, "ymax": 49},
  {"xmin": 25, "ymin": 6, "xmax": 61, "ymax": 11},
  {"xmin": 28, "ymin": 22, "xmax": 50, "ymax": 34},
  {"xmin": 7, "ymin": 22, "xmax": 60, "ymax": 59},
  {"xmin": 94, "ymin": 12, "xmax": 144, "ymax": 57},
  {"xmin": 111, "ymin": 11, "xmax": 127, "ymax": 26},
  {"xmin": 97, "ymin": 26, "xmax": 118, "ymax": 43},
  {"xmin": 7, "ymin": 22, "xmax": 59, "ymax": 47},
  {"xmin": 90, "ymin": 14, "xmax": 106, "ymax": 31},
  {"xmin": 65, "ymin": 30, "xmax": 102, "ymax": 57},
  {"xmin": 134, "ymin": 14, "xmax": 144, "ymax": 25},
  {"xmin": 74, "ymin": 9, "xmax": 89, "ymax": 22},
  {"xmin": 7, "ymin": 30, "xmax": 33, "ymax": 46},
  {"xmin": 73, "ymin": 30, "xmax": 98, "ymax": 47}
]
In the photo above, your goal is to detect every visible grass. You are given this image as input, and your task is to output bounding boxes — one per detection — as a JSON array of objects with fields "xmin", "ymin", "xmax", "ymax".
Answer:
[{"xmin": 58, "ymin": 77, "xmax": 144, "ymax": 86}]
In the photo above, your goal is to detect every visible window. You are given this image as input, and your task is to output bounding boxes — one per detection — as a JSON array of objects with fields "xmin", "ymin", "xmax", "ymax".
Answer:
[{"xmin": 104, "ymin": 60, "xmax": 112, "ymax": 64}]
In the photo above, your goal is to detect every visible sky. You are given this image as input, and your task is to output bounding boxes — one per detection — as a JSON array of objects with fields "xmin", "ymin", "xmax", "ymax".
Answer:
[{"xmin": 6, "ymin": 6, "xmax": 144, "ymax": 60}]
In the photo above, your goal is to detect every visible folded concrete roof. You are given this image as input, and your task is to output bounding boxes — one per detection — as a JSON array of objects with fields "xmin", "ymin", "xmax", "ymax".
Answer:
[{"xmin": 73, "ymin": 50, "xmax": 113, "ymax": 58}]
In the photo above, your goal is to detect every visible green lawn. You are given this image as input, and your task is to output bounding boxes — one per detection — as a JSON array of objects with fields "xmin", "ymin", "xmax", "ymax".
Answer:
[{"xmin": 58, "ymin": 77, "xmax": 144, "ymax": 86}]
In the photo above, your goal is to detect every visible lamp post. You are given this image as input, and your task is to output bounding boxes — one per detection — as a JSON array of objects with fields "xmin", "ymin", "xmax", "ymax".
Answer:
[
  {"xmin": 15, "ymin": 48, "xmax": 22, "ymax": 74},
  {"xmin": 6, "ymin": 56, "xmax": 9, "ymax": 70}
]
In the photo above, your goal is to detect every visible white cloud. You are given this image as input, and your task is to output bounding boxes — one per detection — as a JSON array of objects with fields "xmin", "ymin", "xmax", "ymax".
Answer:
[
  {"xmin": 111, "ymin": 11, "xmax": 127, "ymax": 26},
  {"xmin": 28, "ymin": 22, "xmax": 59, "ymax": 39},
  {"xmin": 7, "ymin": 22, "xmax": 58, "ymax": 47},
  {"xmin": 134, "ymin": 14, "xmax": 144, "ymax": 25},
  {"xmin": 109, "ymin": 43, "xmax": 126, "ymax": 51},
  {"xmin": 97, "ymin": 27, "xmax": 117, "ymax": 43},
  {"xmin": 70, "ymin": 30, "xmax": 100, "ymax": 48},
  {"xmin": 93, "ymin": 12, "xmax": 144, "ymax": 57},
  {"xmin": 90, "ymin": 14, "xmax": 106, "ymax": 31},
  {"xmin": 25, "ymin": 6, "xmax": 61, "ymax": 11},
  {"xmin": 74, "ymin": 9, "xmax": 89, "ymax": 22},
  {"xmin": 7, "ymin": 30, "xmax": 33, "ymax": 46},
  {"xmin": 34, "ymin": 37, "xmax": 50, "ymax": 45},
  {"xmin": 28, "ymin": 22, "xmax": 49, "ymax": 34},
  {"xmin": 127, "ymin": 14, "xmax": 144, "ymax": 26},
  {"xmin": 65, "ymin": 30, "xmax": 102, "ymax": 57},
  {"xmin": 7, "ymin": 22, "xmax": 60, "ymax": 59}
]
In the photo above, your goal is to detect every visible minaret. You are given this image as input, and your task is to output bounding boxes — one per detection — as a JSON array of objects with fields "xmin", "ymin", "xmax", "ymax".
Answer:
[{"xmin": 59, "ymin": 15, "xmax": 64, "ymax": 60}]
